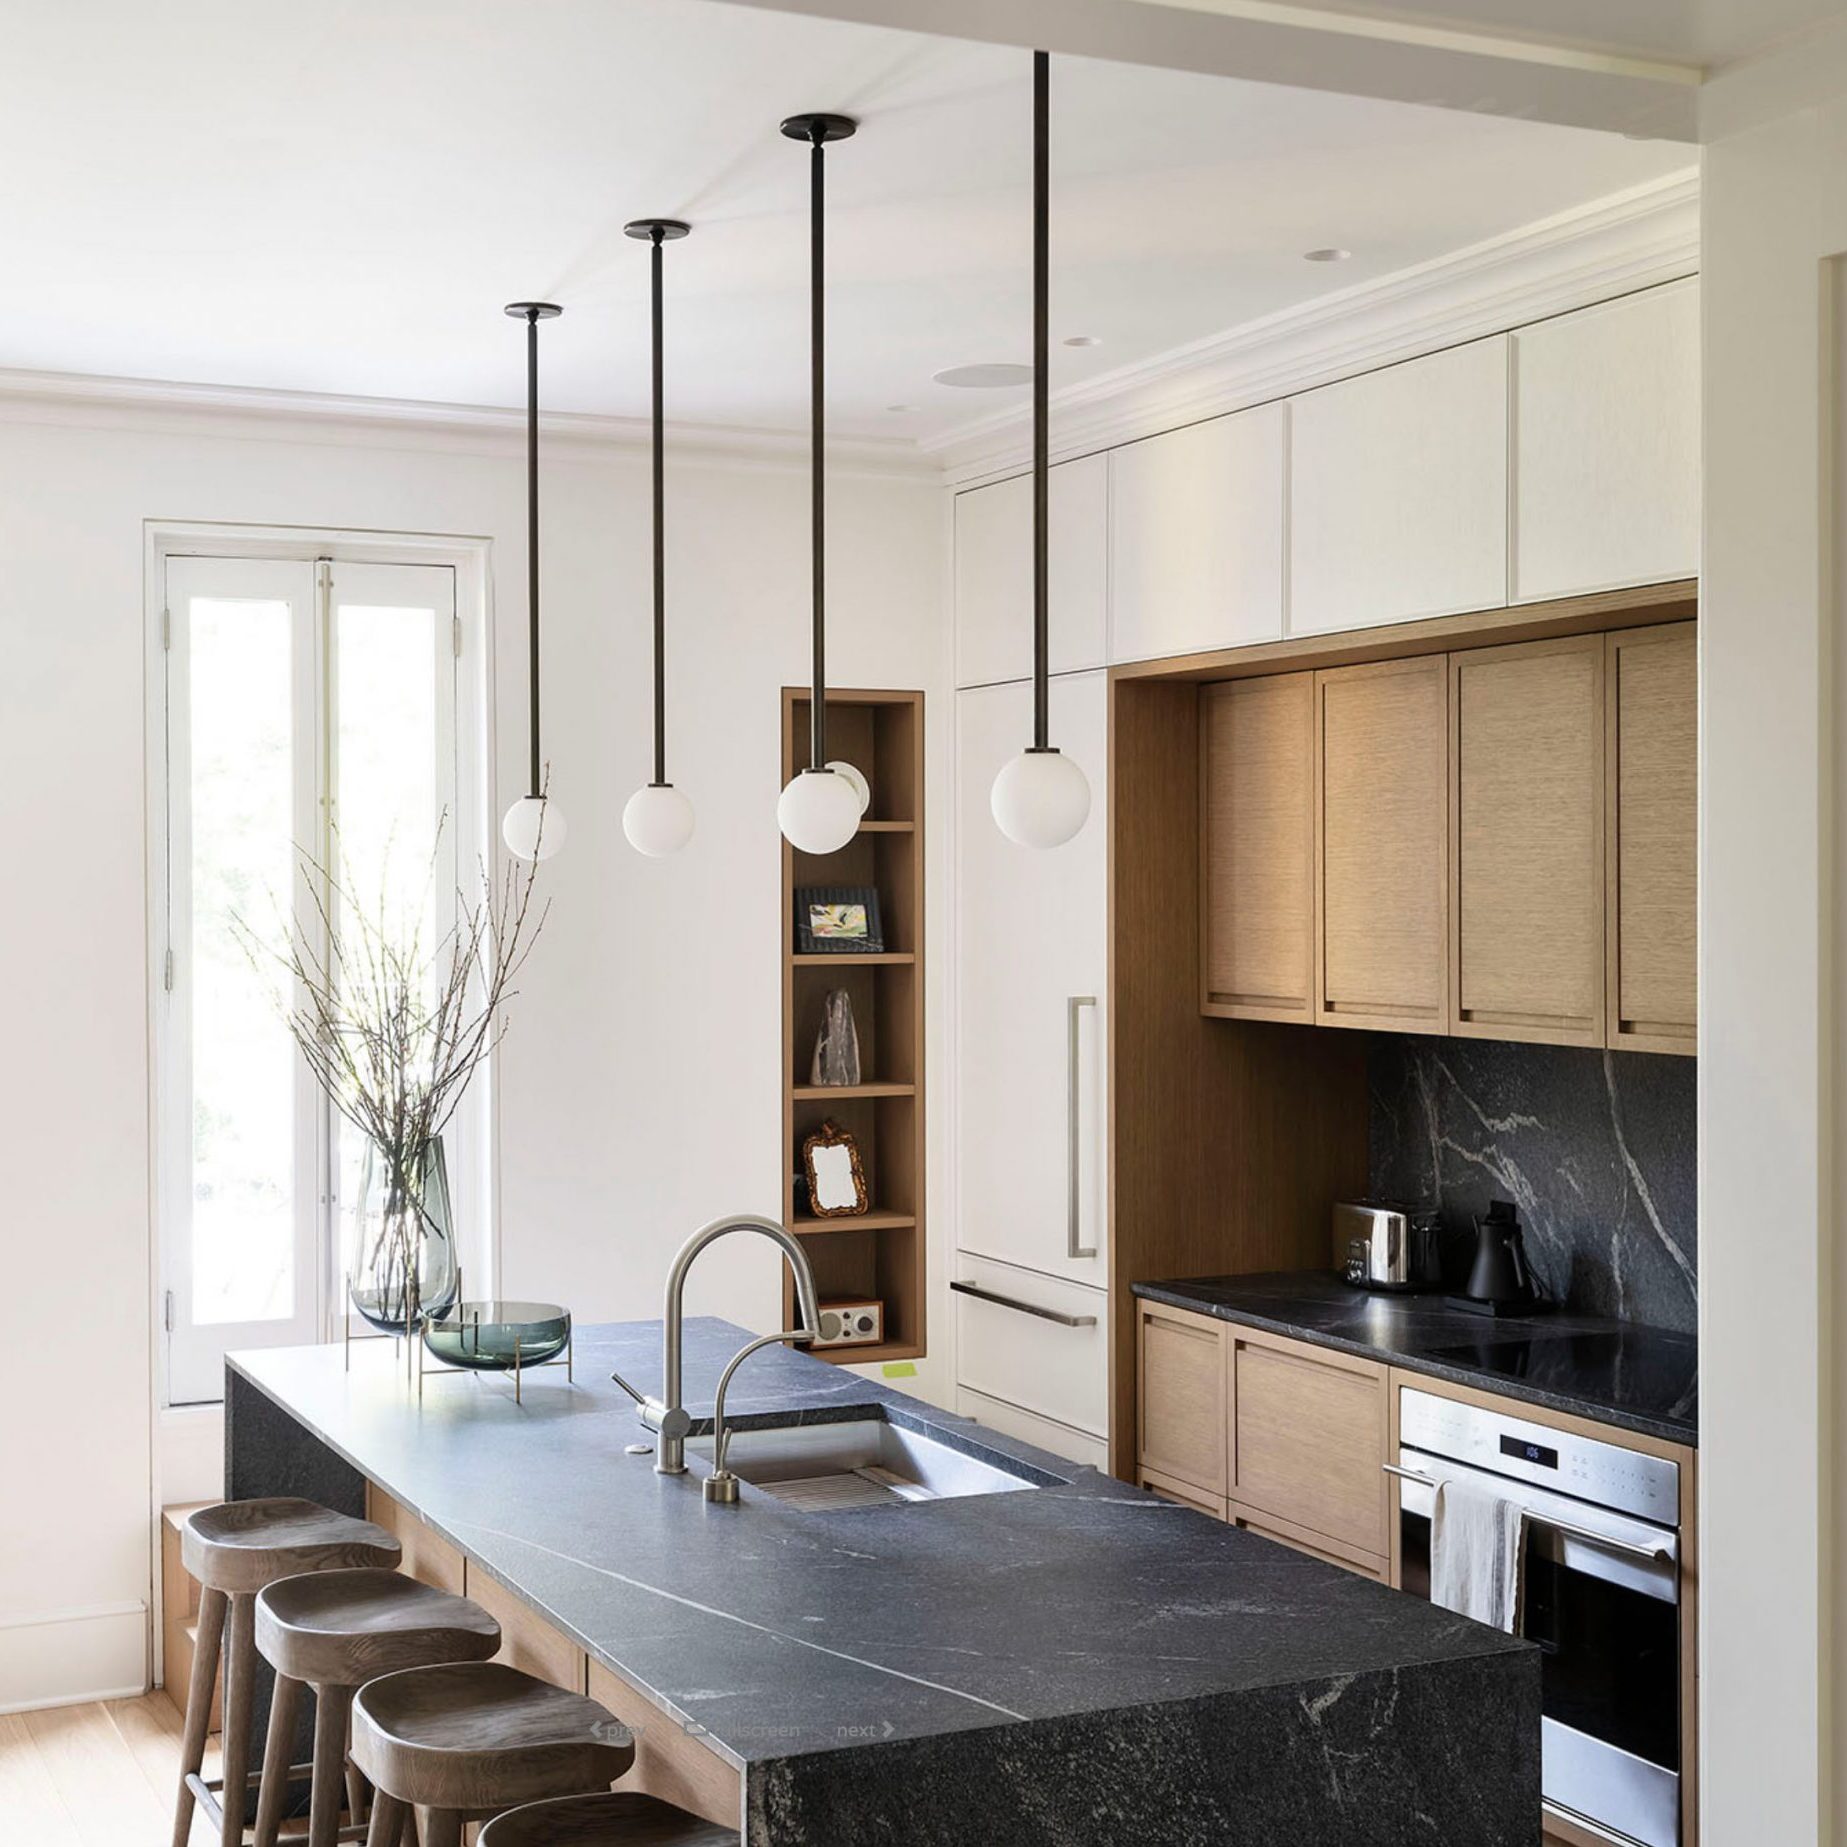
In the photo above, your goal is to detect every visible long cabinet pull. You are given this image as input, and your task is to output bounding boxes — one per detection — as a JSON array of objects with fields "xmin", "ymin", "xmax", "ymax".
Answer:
[
  {"xmin": 1067, "ymin": 994, "xmax": 1098, "ymax": 1260},
  {"xmin": 950, "ymin": 1279, "xmax": 1097, "ymax": 1328},
  {"xmin": 1381, "ymin": 1463, "xmax": 1672, "ymax": 1563}
]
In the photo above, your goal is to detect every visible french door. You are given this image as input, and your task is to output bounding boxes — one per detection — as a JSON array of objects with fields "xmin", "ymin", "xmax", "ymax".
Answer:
[{"xmin": 157, "ymin": 554, "xmax": 459, "ymax": 1405}]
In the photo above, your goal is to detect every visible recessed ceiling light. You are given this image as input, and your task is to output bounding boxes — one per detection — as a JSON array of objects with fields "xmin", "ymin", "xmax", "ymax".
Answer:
[
  {"xmin": 886, "ymin": 403, "xmax": 910, "ymax": 413},
  {"xmin": 1063, "ymin": 335, "xmax": 1102, "ymax": 348},
  {"xmin": 1303, "ymin": 247, "xmax": 1351, "ymax": 264},
  {"xmin": 933, "ymin": 362, "xmax": 1034, "ymax": 389}
]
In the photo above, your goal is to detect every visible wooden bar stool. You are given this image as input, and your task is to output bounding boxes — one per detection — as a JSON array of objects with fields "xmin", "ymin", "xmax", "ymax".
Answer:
[
  {"xmin": 350, "ymin": 1662, "xmax": 635, "ymax": 1847},
  {"xmin": 253, "ymin": 1568, "xmax": 501, "ymax": 1847},
  {"xmin": 173, "ymin": 1498, "xmax": 400, "ymax": 1847},
  {"xmin": 479, "ymin": 1792, "xmax": 740, "ymax": 1845}
]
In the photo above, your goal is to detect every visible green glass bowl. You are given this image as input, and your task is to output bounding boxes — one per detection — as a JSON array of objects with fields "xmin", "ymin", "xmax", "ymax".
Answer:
[{"xmin": 422, "ymin": 1301, "xmax": 570, "ymax": 1371}]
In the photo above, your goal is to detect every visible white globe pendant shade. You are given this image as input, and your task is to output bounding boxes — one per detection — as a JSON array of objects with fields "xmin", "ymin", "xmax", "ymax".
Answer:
[
  {"xmin": 825, "ymin": 759, "xmax": 872, "ymax": 817},
  {"xmin": 778, "ymin": 767, "xmax": 862, "ymax": 854},
  {"xmin": 502, "ymin": 795, "xmax": 567, "ymax": 862},
  {"xmin": 991, "ymin": 747, "xmax": 1090, "ymax": 849},
  {"xmin": 623, "ymin": 782, "xmax": 696, "ymax": 858}
]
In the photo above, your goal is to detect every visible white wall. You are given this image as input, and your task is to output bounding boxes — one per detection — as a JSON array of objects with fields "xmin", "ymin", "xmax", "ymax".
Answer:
[
  {"xmin": 0, "ymin": 399, "xmax": 947, "ymax": 1710},
  {"xmin": 1699, "ymin": 59, "xmax": 1847, "ymax": 1844}
]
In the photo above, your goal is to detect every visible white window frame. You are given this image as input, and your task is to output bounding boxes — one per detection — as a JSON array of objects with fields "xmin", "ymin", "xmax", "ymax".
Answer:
[{"xmin": 146, "ymin": 522, "xmax": 496, "ymax": 1409}]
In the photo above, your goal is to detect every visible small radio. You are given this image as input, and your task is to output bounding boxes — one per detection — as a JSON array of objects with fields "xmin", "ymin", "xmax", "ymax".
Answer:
[{"xmin": 813, "ymin": 1298, "xmax": 883, "ymax": 1348}]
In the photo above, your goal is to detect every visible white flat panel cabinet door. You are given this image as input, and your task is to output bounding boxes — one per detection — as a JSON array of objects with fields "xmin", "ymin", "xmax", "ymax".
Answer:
[
  {"xmin": 1109, "ymin": 403, "xmax": 1286, "ymax": 663},
  {"xmin": 955, "ymin": 674, "xmax": 1107, "ymax": 1284},
  {"xmin": 1290, "ymin": 338, "xmax": 1509, "ymax": 636},
  {"xmin": 1512, "ymin": 281, "xmax": 1701, "ymax": 603},
  {"xmin": 954, "ymin": 455, "xmax": 1108, "ymax": 688}
]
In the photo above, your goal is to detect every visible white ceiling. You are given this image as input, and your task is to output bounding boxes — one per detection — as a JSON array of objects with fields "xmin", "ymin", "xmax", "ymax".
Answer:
[{"xmin": 0, "ymin": 0, "xmax": 1690, "ymax": 445}]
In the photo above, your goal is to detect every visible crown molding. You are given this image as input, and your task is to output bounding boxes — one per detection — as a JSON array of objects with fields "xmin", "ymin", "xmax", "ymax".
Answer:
[
  {"xmin": 0, "ymin": 367, "xmax": 939, "ymax": 482},
  {"xmin": 932, "ymin": 167, "xmax": 1700, "ymax": 487}
]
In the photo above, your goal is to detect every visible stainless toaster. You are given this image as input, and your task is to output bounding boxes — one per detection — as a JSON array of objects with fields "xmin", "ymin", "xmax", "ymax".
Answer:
[{"xmin": 1334, "ymin": 1200, "xmax": 1441, "ymax": 1291}]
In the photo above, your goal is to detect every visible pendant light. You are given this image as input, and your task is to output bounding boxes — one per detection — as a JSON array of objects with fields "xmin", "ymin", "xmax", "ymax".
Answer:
[
  {"xmin": 621, "ymin": 218, "xmax": 697, "ymax": 858},
  {"xmin": 776, "ymin": 111, "xmax": 871, "ymax": 857},
  {"xmin": 990, "ymin": 52, "xmax": 1091, "ymax": 850},
  {"xmin": 501, "ymin": 300, "xmax": 568, "ymax": 862}
]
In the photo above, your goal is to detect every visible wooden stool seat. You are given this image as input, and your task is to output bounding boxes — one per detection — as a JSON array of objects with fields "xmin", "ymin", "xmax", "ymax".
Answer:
[
  {"xmin": 257, "ymin": 1568, "xmax": 500, "ymax": 1687},
  {"xmin": 352, "ymin": 1662, "xmax": 635, "ymax": 1828},
  {"xmin": 478, "ymin": 1791, "xmax": 740, "ymax": 1845},
  {"xmin": 171, "ymin": 1499, "xmax": 401, "ymax": 1847},
  {"xmin": 183, "ymin": 1497, "xmax": 400, "ymax": 1596}
]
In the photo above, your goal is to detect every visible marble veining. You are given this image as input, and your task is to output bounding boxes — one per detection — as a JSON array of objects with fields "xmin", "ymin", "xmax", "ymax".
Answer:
[{"xmin": 1370, "ymin": 1036, "xmax": 1696, "ymax": 1332}]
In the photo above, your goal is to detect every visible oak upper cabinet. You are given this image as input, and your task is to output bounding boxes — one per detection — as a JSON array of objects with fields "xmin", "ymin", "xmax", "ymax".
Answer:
[
  {"xmin": 1512, "ymin": 282, "xmax": 1700, "ymax": 604},
  {"xmin": 954, "ymin": 454, "xmax": 1108, "ymax": 688},
  {"xmin": 1200, "ymin": 673, "xmax": 1315, "ymax": 1021},
  {"xmin": 1606, "ymin": 623, "xmax": 1697, "ymax": 1052},
  {"xmin": 1290, "ymin": 338, "xmax": 1509, "ymax": 636},
  {"xmin": 1451, "ymin": 636, "xmax": 1605, "ymax": 1046},
  {"xmin": 1314, "ymin": 656, "xmax": 1449, "ymax": 1033},
  {"xmin": 954, "ymin": 673, "xmax": 1108, "ymax": 1287},
  {"xmin": 1226, "ymin": 1329, "xmax": 1390, "ymax": 1568},
  {"xmin": 1109, "ymin": 403, "xmax": 1286, "ymax": 663}
]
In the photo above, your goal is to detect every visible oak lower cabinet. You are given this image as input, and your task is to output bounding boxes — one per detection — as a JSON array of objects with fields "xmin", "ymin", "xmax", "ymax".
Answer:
[
  {"xmin": 1135, "ymin": 1303, "xmax": 1389, "ymax": 1579},
  {"xmin": 1199, "ymin": 672, "xmax": 1316, "ymax": 1021},
  {"xmin": 1313, "ymin": 655, "xmax": 1449, "ymax": 1033},
  {"xmin": 1450, "ymin": 635, "xmax": 1605, "ymax": 1045},
  {"xmin": 1606, "ymin": 623, "xmax": 1697, "ymax": 1052}
]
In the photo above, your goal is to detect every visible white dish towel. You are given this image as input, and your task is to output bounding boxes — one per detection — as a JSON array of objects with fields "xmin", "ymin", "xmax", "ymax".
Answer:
[{"xmin": 1430, "ymin": 1475, "xmax": 1528, "ymax": 1632}]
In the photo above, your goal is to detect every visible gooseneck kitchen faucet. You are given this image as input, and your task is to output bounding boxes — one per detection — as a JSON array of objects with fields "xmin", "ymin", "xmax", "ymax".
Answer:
[{"xmin": 610, "ymin": 1214, "xmax": 822, "ymax": 1474}]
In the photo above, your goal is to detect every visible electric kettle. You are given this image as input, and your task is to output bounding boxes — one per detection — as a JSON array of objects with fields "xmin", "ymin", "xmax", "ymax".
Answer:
[{"xmin": 1457, "ymin": 1199, "xmax": 1545, "ymax": 1312}]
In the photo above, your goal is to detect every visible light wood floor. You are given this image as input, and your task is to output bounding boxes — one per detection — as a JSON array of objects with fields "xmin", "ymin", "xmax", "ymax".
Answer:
[{"xmin": 0, "ymin": 1693, "xmax": 221, "ymax": 1846}]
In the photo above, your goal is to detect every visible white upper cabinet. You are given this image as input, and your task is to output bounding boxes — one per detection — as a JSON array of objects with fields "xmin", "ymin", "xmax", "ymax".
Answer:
[
  {"xmin": 1109, "ymin": 402, "xmax": 1286, "ymax": 663},
  {"xmin": 1511, "ymin": 281, "xmax": 1700, "ymax": 603},
  {"xmin": 953, "ymin": 454, "xmax": 1108, "ymax": 688},
  {"xmin": 1289, "ymin": 337, "xmax": 1510, "ymax": 636}
]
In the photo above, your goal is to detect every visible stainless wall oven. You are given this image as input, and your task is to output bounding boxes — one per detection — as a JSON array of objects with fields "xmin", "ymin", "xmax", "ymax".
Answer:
[{"xmin": 1393, "ymin": 1388, "xmax": 1682, "ymax": 1847}]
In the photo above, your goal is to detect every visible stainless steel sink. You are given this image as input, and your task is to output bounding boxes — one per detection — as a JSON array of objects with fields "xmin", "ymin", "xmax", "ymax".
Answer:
[{"xmin": 684, "ymin": 1416, "xmax": 1042, "ymax": 1510}]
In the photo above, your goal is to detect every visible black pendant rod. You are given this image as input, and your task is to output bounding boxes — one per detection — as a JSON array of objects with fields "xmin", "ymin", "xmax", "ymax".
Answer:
[
  {"xmin": 1032, "ymin": 49, "xmax": 1051, "ymax": 754},
  {"xmin": 505, "ymin": 300, "xmax": 561, "ymax": 799},
  {"xmin": 624, "ymin": 220, "xmax": 691, "ymax": 790},
  {"xmin": 782, "ymin": 112, "xmax": 856, "ymax": 774}
]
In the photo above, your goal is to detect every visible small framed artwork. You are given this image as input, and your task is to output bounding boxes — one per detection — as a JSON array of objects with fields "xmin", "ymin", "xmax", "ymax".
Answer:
[
  {"xmin": 795, "ymin": 885, "xmax": 885, "ymax": 956},
  {"xmin": 802, "ymin": 1118, "xmax": 870, "ymax": 1218}
]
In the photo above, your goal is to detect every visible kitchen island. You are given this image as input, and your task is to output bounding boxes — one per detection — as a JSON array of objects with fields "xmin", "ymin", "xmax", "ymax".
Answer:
[{"xmin": 228, "ymin": 1318, "xmax": 1539, "ymax": 1845}]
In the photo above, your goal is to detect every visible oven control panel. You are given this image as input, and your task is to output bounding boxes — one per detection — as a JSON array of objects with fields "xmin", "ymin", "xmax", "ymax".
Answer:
[{"xmin": 1399, "ymin": 1389, "xmax": 1678, "ymax": 1526}]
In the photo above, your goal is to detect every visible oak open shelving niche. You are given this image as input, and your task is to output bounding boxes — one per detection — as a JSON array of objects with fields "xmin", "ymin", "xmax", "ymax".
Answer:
[{"xmin": 781, "ymin": 687, "xmax": 926, "ymax": 1365}]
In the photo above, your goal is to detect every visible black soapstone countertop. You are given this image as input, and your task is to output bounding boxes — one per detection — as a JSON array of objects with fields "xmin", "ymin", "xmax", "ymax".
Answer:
[
  {"xmin": 228, "ymin": 1316, "xmax": 1539, "ymax": 1844},
  {"xmin": 1132, "ymin": 1271, "xmax": 1698, "ymax": 1446}
]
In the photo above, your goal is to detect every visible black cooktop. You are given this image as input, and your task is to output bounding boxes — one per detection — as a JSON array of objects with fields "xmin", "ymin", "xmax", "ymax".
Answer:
[{"xmin": 1422, "ymin": 1328, "xmax": 1698, "ymax": 1433}]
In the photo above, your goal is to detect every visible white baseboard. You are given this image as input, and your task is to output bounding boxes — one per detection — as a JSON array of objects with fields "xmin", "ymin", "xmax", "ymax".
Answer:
[{"xmin": 0, "ymin": 1601, "xmax": 148, "ymax": 1713}]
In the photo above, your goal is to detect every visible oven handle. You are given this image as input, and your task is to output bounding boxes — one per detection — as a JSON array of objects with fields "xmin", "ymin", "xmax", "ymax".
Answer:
[{"xmin": 1382, "ymin": 1463, "xmax": 1673, "ymax": 1565}]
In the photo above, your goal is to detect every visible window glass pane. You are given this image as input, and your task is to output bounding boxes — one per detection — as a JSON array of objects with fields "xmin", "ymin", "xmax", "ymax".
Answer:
[
  {"xmin": 333, "ymin": 602, "xmax": 443, "ymax": 1281},
  {"xmin": 189, "ymin": 598, "xmax": 296, "ymax": 1324}
]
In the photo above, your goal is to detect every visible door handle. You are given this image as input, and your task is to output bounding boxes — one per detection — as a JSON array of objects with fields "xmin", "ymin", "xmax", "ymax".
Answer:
[
  {"xmin": 950, "ymin": 1279, "xmax": 1097, "ymax": 1328},
  {"xmin": 1067, "ymin": 995, "xmax": 1098, "ymax": 1260}
]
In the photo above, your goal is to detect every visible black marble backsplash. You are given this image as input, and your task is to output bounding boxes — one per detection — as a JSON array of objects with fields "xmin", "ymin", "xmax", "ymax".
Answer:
[{"xmin": 1368, "ymin": 1037, "xmax": 1697, "ymax": 1333}]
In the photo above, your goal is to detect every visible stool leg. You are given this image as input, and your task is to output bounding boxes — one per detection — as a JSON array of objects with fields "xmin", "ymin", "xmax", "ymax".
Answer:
[
  {"xmin": 171, "ymin": 1585, "xmax": 227, "ymax": 1847},
  {"xmin": 308, "ymin": 1683, "xmax": 355, "ymax": 1847},
  {"xmin": 218, "ymin": 1592, "xmax": 258, "ymax": 1847},
  {"xmin": 419, "ymin": 1810, "xmax": 462, "ymax": 1847},
  {"xmin": 364, "ymin": 1791, "xmax": 406, "ymax": 1847},
  {"xmin": 345, "ymin": 1756, "xmax": 368, "ymax": 1836},
  {"xmin": 252, "ymin": 1671, "xmax": 301, "ymax": 1847}
]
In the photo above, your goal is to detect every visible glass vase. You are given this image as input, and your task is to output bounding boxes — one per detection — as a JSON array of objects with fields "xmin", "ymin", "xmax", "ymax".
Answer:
[{"xmin": 349, "ymin": 1136, "xmax": 458, "ymax": 1333}]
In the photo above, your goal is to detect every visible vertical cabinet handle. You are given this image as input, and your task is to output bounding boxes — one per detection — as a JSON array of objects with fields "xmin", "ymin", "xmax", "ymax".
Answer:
[{"xmin": 1068, "ymin": 995, "xmax": 1098, "ymax": 1259}]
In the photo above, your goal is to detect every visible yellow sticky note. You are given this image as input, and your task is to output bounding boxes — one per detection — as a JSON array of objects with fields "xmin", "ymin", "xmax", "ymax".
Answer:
[{"xmin": 881, "ymin": 1362, "xmax": 918, "ymax": 1379}]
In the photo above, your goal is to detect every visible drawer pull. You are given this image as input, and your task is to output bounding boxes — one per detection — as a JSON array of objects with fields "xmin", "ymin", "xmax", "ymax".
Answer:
[{"xmin": 951, "ymin": 1279, "xmax": 1097, "ymax": 1328}]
